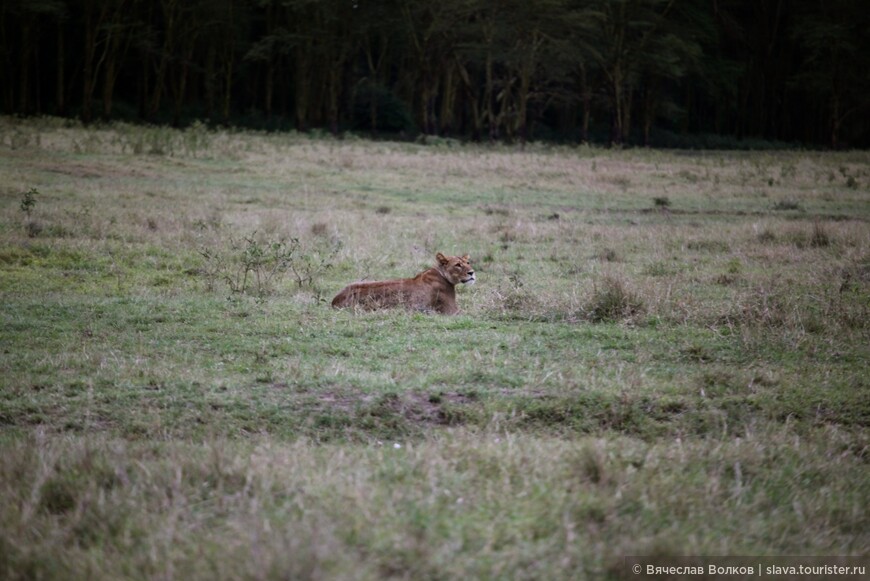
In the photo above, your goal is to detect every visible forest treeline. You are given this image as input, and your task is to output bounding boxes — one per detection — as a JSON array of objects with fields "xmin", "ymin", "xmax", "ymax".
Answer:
[{"xmin": 2, "ymin": 0, "xmax": 868, "ymax": 147}]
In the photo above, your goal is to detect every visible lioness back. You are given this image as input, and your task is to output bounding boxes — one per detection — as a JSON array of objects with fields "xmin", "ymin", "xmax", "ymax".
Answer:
[{"xmin": 331, "ymin": 252, "xmax": 475, "ymax": 315}]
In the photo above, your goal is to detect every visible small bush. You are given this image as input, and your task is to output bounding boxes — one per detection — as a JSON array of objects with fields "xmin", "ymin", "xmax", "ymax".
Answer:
[
  {"xmin": 197, "ymin": 231, "xmax": 341, "ymax": 296},
  {"xmin": 643, "ymin": 262, "xmax": 672, "ymax": 277},
  {"xmin": 772, "ymin": 199, "xmax": 802, "ymax": 211},
  {"xmin": 486, "ymin": 269, "xmax": 546, "ymax": 319},
  {"xmin": 810, "ymin": 221, "xmax": 831, "ymax": 248},
  {"xmin": 725, "ymin": 258, "xmax": 742, "ymax": 274},
  {"xmin": 594, "ymin": 247, "xmax": 619, "ymax": 262},
  {"xmin": 781, "ymin": 223, "xmax": 834, "ymax": 250},
  {"xmin": 20, "ymin": 187, "xmax": 38, "ymax": 218},
  {"xmin": 584, "ymin": 276, "xmax": 645, "ymax": 323},
  {"xmin": 757, "ymin": 229, "xmax": 777, "ymax": 243},
  {"xmin": 481, "ymin": 205, "xmax": 510, "ymax": 217},
  {"xmin": 686, "ymin": 239, "xmax": 730, "ymax": 253},
  {"xmin": 310, "ymin": 223, "xmax": 329, "ymax": 238},
  {"xmin": 839, "ymin": 257, "xmax": 870, "ymax": 294},
  {"xmin": 722, "ymin": 285, "xmax": 792, "ymax": 329},
  {"xmin": 677, "ymin": 171, "xmax": 698, "ymax": 184}
]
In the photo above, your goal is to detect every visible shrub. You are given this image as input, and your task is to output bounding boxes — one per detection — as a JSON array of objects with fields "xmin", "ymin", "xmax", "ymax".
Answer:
[
  {"xmin": 197, "ymin": 231, "xmax": 341, "ymax": 296},
  {"xmin": 757, "ymin": 229, "xmax": 777, "ymax": 243},
  {"xmin": 594, "ymin": 247, "xmax": 619, "ymax": 262},
  {"xmin": 20, "ymin": 187, "xmax": 38, "ymax": 218},
  {"xmin": 810, "ymin": 221, "xmax": 831, "ymax": 248},
  {"xmin": 584, "ymin": 275, "xmax": 645, "ymax": 323}
]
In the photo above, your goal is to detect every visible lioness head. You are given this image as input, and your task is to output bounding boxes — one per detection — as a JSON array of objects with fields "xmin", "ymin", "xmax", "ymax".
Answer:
[{"xmin": 436, "ymin": 252, "xmax": 475, "ymax": 286}]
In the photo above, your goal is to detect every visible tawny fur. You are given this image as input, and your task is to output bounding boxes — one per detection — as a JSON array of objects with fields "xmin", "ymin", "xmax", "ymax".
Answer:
[{"xmin": 331, "ymin": 253, "xmax": 475, "ymax": 315}]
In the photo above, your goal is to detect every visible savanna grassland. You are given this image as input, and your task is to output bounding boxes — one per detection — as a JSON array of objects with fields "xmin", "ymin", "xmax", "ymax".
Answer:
[{"xmin": 0, "ymin": 117, "xmax": 868, "ymax": 580}]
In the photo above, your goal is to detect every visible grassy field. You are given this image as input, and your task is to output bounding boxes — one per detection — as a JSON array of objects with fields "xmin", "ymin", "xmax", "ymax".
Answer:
[{"xmin": 0, "ymin": 117, "xmax": 868, "ymax": 579}]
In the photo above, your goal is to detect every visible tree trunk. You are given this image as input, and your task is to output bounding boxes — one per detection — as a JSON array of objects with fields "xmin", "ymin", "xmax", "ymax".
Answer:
[
  {"xmin": 440, "ymin": 64, "xmax": 457, "ymax": 136},
  {"xmin": 294, "ymin": 45, "xmax": 309, "ymax": 131},
  {"xmin": 578, "ymin": 63, "xmax": 590, "ymax": 143},
  {"xmin": 456, "ymin": 60, "xmax": 482, "ymax": 141},
  {"xmin": 498, "ymin": 74, "xmax": 514, "ymax": 142},
  {"xmin": 0, "ymin": 8, "xmax": 12, "ymax": 112},
  {"xmin": 150, "ymin": 0, "xmax": 179, "ymax": 120},
  {"xmin": 102, "ymin": 22, "xmax": 128, "ymax": 119},
  {"xmin": 263, "ymin": 1, "xmax": 274, "ymax": 118},
  {"xmin": 56, "ymin": 21, "xmax": 66, "ymax": 116},
  {"xmin": 327, "ymin": 64, "xmax": 341, "ymax": 135},
  {"xmin": 480, "ymin": 14, "xmax": 497, "ymax": 141},
  {"xmin": 363, "ymin": 35, "xmax": 388, "ymax": 135},
  {"xmin": 81, "ymin": 21, "xmax": 95, "ymax": 122},
  {"xmin": 610, "ymin": 71, "xmax": 623, "ymax": 145},
  {"xmin": 621, "ymin": 85, "xmax": 633, "ymax": 143},
  {"xmin": 82, "ymin": 1, "xmax": 113, "ymax": 123},
  {"xmin": 222, "ymin": 53, "xmax": 233, "ymax": 124},
  {"xmin": 19, "ymin": 20, "xmax": 33, "ymax": 114},
  {"xmin": 265, "ymin": 61, "xmax": 274, "ymax": 118},
  {"xmin": 171, "ymin": 44, "xmax": 193, "ymax": 127},
  {"xmin": 204, "ymin": 42, "xmax": 216, "ymax": 119},
  {"xmin": 642, "ymin": 86, "xmax": 655, "ymax": 146},
  {"xmin": 149, "ymin": 53, "xmax": 168, "ymax": 120},
  {"xmin": 418, "ymin": 63, "xmax": 436, "ymax": 136},
  {"xmin": 516, "ymin": 61, "xmax": 530, "ymax": 143}
]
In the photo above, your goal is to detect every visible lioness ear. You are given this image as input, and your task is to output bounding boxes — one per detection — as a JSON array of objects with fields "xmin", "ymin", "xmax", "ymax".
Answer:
[
  {"xmin": 436, "ymin": 252, "xmax": 449, "ymax": 265},
  {"xmin": 462, "ymin": 254, "xmax": 470, "ymax": 262}
]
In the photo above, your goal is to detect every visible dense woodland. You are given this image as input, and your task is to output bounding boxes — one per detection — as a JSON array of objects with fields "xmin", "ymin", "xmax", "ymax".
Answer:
[{"xmin": 2, "ymin": 0, "xmax": 868, "ymax": 147}]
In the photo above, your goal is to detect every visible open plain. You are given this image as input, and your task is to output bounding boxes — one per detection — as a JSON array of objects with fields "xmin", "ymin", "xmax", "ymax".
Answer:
[{"xmin": 0, "ymin": 117, "xmax": 868, "ymax": 579}]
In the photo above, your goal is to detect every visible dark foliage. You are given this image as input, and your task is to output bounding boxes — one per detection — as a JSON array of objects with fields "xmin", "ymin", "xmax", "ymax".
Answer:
[{"xmin": 1, "ymin": 0, "xmax": 867, "ymax": 146}]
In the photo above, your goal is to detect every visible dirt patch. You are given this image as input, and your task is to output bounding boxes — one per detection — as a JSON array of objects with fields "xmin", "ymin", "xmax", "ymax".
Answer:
[
  {"xmin": 392, "ymin": 391, "xmax": 478, "ymax": 426},
  {"xmin": 308, "ymin": 388, "xmax": 479, "ymax": 427},
  {"xmin": 313, "ymin": 388, "xmax": 376, "ymax": 414}
]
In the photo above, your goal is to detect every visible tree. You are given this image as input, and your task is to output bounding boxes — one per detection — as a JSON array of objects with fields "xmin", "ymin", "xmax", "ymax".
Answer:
[
  {"xmin": 636, "ymin": 0, "xmax": 705, "ymax": 144},
  {"xmin": 399, "ymin": 0, "xmax": 470, "ymax": 136},
  {"xmin": 791, "ymin": 0, "xmax": 870, "ymax": 147},
  {"xmin": 203, "ymin": 0, "xmax": 245, "ymax": 124},
  {"xmin": 498, "ymin": 0, "xmax": 559, "ymax": 142},
  {"xmin": 244, "ymin": 0, "xmax": 288, "ymax": 120},
  {"xmin": 0, "ymin": 0, "xmax": 867, "ymax": 147},
  {"xmin": 2, "ymin": 0, "xmax": 66, "ymax": 115},
  {"xmin": 85, "ymin": 0, "xmax": 138, "ymax": 120},
  {"xmin": 584, "ymin": 0, "xmax": 680, "ymax": 144}
]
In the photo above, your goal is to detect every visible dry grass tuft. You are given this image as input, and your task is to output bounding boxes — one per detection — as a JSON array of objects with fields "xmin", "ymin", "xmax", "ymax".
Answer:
[
  {"xmin": 594, "ymin": 247, "xmax": 620, "ymax": 262},
  {"xmin": 310, "ymin": 222, "xmax": 329, "ymax": 238},
  {"xmin": 810, "ymin": 221, "xmax": 831, "ymax": 248},
  {"xmin": 584, "ymin": 275, "xmax": 645, "ymax": 323}
]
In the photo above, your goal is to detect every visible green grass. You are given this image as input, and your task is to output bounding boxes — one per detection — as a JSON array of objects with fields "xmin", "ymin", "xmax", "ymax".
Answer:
[
  {"xmin": 0, "ymin": 117, "xmax": 868, "ymax": 579},
  {"xmin": 0, "ymin": 431, "xmax": 865, "ymax": 580}
]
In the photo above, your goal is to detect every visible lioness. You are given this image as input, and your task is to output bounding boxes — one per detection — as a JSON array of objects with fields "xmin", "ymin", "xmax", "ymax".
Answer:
[{"xmin": 331, "ymin": 252, "xmax": 475, "ymax": 314}]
